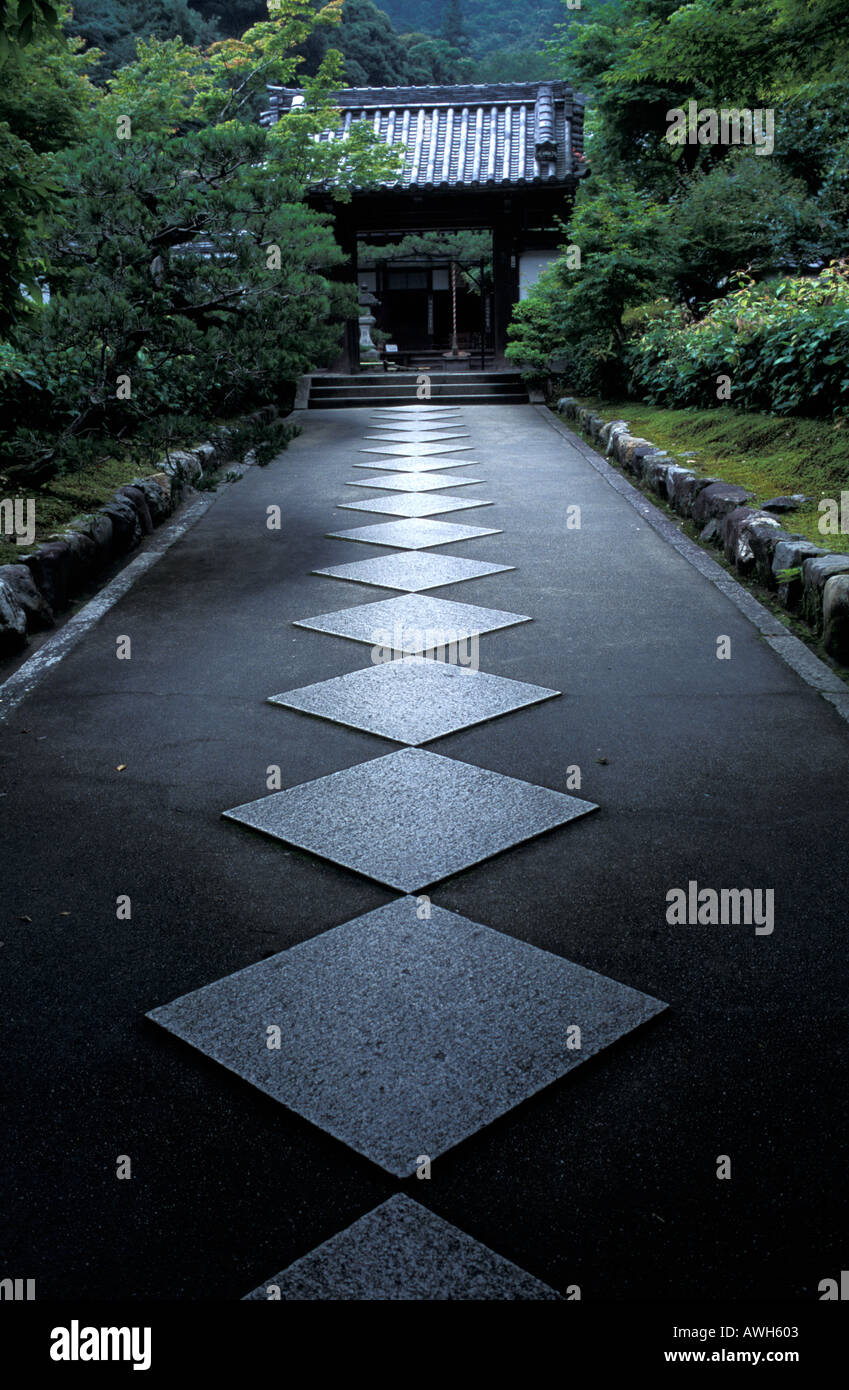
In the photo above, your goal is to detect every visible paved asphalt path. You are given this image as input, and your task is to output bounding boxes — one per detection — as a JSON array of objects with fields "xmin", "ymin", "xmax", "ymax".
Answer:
[{"xmin": 1, "ymin": 404, "xmax": 846, "ymax": 1300}]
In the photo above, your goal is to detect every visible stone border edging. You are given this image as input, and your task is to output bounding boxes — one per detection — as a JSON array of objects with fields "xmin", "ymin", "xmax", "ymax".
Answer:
[
  {"xmin": 0, "ymin": 491, "xmax": 222, "ymax": 725},
  {"xmin": 0, "ymin": 405, "xmax": 278, "ymax": 656},
  {"xmin": 552, "ymin": 397, "xmax": 849, "ymax": 672},
  {"xmin": 538, "ymin": 403, "xmax": 849, "ymax": 726}
]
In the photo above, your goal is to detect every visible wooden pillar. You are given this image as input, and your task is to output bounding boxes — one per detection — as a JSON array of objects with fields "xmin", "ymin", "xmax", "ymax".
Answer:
[{"xmin": 492, "ymin": 218, "xmax": 516, "ymax": 364}]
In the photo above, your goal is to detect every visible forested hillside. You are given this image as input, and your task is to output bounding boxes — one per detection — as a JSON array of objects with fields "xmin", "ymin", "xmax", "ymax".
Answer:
[
  {"xmin": 68, "ymin": 0, "xmax": 564, "ymax": 81},
  {"xmin": 379, "ymin": 0, "xmax": 561, "ymax": 57}
]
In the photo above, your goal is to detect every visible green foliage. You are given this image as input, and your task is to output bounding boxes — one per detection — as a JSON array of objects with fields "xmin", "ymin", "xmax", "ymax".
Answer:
[
  {"xmin": 254, "ymin": 417, "xmax": 302, "ymax": 464},
  {"xmin": 629, "ymin": 265, "xmax": 849, "ymax": 416},
  {"xmin": 1, "ymin": 3, "xmax": 393, "ymax": 485},
  {"xmin": 220, "ymin": 414, "xmax": 302, "ymax": 466},
  {"xmin": 515, "ymin": 0, "xmax": 849, "ymax": 410},
  {"xmin": 441, "ymin": 0, "xmax": 468, "ymax": 51},
  {"xmin": 670, "ymin": 155, "xmax": 834, "ymax": 309},
  {"xmin": 507, "ymin": 178, "xmax": 675, "ymax": 392},
  {"xmin": 362, "ymin": 230, "xmax": 490, "ymax": 266},
  {"xmin": 0, "ymin": 0, "xmax": 60, "ymax": 61},
  {"xmin": 0, "ymin": 6, "xmax": 98, "ymax": 329},
  {"xmin": 379, "ymin": 0, "xmax": 563, "ymax": 60},
  {"xmin": 67, "ymin": 0, "xmax": 218, "ymax": 78},
  {"xmin": 71, "ymin": 1, "xmax": 565, "ymax": 89},
  {"xmin": 473, "ymin": 44, "xmax": 559, "ymax": 83},
  {"xmin": 296, "ymin": 0, "xmax": 473, "ymax": 87}
]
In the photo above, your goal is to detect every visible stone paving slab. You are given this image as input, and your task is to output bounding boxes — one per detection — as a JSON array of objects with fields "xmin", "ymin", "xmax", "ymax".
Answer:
[
  {"xmin": 312, "ymin": 552, "xmax": 514, "ymax": 593},
  {"xmin": 242, "ymin": 1195, "xmax": 563, "ymax": 1300},
  {"xmin": 359, "ymin": 443, "xmax": 474, "ymax": 458},
  {"xmin": 370, "ymin": 407, "xmax": 463, "ymax": 416},
  {"xmin": 338, "ymin": 494, "xmax": 493, "ymax": 519},
  {"xmin": 149, "ymin": 898, "xmax": 662, "ymax": 1177},
  {"xmin": 345, "ymin": 472, "xmax": 484, "ymax": 493},
  {"xmin": 268, "ymin": 656, "xmax": 559, "ymax": 744},
  {"xmin": 221, "ymin": 748, "xmax": 598, "ymax": 892},
  {"xmin": 364, "ymin": 431, "xmax": 471, "ymax": 444},
  {"xmin": 369, "ymin": 417, "xmax": 464, "ymax": 428},
  {"xmin": 351, "ymin": 457, "xmax": 480, "ymax": 473},
  {"xmin": 366, "ymin": 419, "xmax": 468, "ymax": 428},
  {"xmin": 368, "ymin": 417, "xmax": 464, "ymax": 428},
  {"xmin": 292, "ymin": 593, "xmax": 530, "ymax": 654},
  {"xmin": 326, "ymin": 519, "xmax": 501, "ymax": 549}
]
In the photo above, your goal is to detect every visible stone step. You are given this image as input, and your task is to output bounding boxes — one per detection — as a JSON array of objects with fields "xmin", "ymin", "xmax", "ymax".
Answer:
[
  {"xmin": 314, "ymin": 371, "xmax": 523, "ymax": 386},
  {"xmin": 310, "ymin": 392, "xmax": 530, "ymax": 409},
  {"xmin": 312, "ymin": 383, "xmax": 525, "ymax": 394},
  {"xmin": 308, "ymin": 366, "xmax": 529, "ymax": 408}
]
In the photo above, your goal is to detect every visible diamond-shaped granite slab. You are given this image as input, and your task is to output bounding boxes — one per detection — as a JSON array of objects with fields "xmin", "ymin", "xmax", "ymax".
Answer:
[
  {"xmin": 369, "ymin": 418, "xmax": 463, "ymax": 430},
  {"xmin": 326, "ymin": 519, "xmax": 501, "ymax": 549},
  {"xmin": 292, "ymin": 593, "xmax": 530, "ymax": 653},
  {"xmin": 242, "ymin": 1196, "xmax": 562, "ymax": 1300},
  {"xmin": 148, "ymin": 897, "xmax": 664, "ymax": 1177},
  {"xmin": 221, "ymin": 747, "xmax": 598, "ymax": 892},
  {"xmin": 367, "ymin": 420, "xmax": 467, "ymax": 429},
  {"xmin": 371, "ymin": 407, "xmax": 462, "ymax": 416},
  {"xmin": 351, "ymin": 457, "xmax": 479, "ymax": 473},
  {"xmin": 338, "ymin": 494, "xmax": 492, "ymax": 519},
  {"xmin": 365, "ymin": 431, "xmax": 471, "ymax": 444},
  {"xmin": 369, "ymin": 417, "xmax": 463, "ymax": 428},
  {"xmin": 312, "ymin": 552, "xmax": 514, "ymax": 592},
  {"xmin": 359, "ymin": 442, "xmax": 473, "ymax": 458},
  {"xmin": 346, "ymin": 472, "xmax": 483, "ymax": 492},
  {"xmin": 367, "ymin": 420, "xmax": 469, "ymax": 430},
  {"xmin": 268, "ymin": 657, "xmax": 559, "ymax": 744}
]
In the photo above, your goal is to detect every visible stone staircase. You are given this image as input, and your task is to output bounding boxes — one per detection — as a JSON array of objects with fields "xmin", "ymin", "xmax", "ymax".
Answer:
[{"xmin": 308, "ymin": 370, "xmax": 529, "ymax": 409}]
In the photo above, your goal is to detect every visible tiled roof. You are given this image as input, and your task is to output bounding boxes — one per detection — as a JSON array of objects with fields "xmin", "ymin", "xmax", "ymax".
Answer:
[{"xmin": 262, "ymin": 82, "xmax": 586, "ymax": 190}]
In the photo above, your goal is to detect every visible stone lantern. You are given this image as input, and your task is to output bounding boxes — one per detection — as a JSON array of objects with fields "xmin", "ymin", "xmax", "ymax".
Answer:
[{"xmin": 358, "ymin": 284, "xmax": 381, "ymax": 365}]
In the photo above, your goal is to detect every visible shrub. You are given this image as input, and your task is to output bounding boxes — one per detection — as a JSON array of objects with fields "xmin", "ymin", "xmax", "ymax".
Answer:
[{"xmin": 628, "ymin": 264, "xmax": 849, "ymax": 416}]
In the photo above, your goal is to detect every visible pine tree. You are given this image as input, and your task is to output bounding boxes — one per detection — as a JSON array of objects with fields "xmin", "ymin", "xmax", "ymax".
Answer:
[{"xmin": 441, "ymin": 0, "xmax": 468, "ymax": 53}]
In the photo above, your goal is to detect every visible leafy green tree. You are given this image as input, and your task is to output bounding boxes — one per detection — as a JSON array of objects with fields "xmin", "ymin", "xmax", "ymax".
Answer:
[
  {"xmin": 401, "ymin": 31, "xmax": 472, "ymax": 84},
  {"xmin": 507, "ymin": 178, "xmax": 676, "ymax": 391},
  {"xmin": 297, "ymin": 0, "xmax": 471, "ymax": 88},
  {"xmin": 331, "ymin": 0, "xmax": 415, "ymax": 85},
  {"xmin": 183, "ymin": 0, "xmax": 265, "ymax": 36},
  {"xmin": 473, "ymin": 45, "xmax": 558, "ymax": 83},
  {"xmin": 0, "ymin": 0, "xmax": 59, "ymax": 61},
  {"xmin": 670, "ymin": 156, "xmax": 832, "ymax": 308},
  {"xmin": 516, "ymin": 0, "xmax": 849, "ymax": 399},
  {"xmin": 0, "ymin": 4, "xmax": 97, "ymax": 329},
  {"xmin": 363, "ymin": 230, "xmax": 492, "ymax": 291},
  {"xmin": 441, "ymin": 0, "xmax": 468, "ymax": 52},
  {"xmin": 67, "ymin": 0, "xmax": 219, "ymax": 78},
  {"xmin": 379, "ymin": 0, "xmax": 563, "ymax": 62},
  {"xmin": 3, "ymin": 4, "xmax": 397, "ymax": 482}
]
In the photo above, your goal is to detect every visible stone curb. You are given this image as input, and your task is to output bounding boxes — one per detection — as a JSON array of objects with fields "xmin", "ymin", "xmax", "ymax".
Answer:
[
  {"xmin": 0, "ymin": 491, "xmax": 219, "ymax": 725},
  {"xmin": 0, "ymin": 406, "xmax": 278, "ymax": 656},
  {"xmin": 552, "ymin": 397, "xmax": 849, "ymax": 669},
  {"xmin": 539, "ymin": 403, "xmax": 849, "ymax": 725}
]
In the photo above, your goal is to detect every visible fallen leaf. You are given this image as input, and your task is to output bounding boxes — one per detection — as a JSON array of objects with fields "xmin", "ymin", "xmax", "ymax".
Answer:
[{"xmin": 116, "ymin": 764, "xmax": 126, "ymax": 771}]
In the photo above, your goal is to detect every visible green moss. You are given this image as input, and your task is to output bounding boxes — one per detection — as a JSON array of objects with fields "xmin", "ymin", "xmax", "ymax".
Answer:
[
  {"xmin": 0, "ymin": 452, "xmax": 148, "ymax": 567},
  {"xmin": 576, "ymin": 398, "xmax": 849, "ymax": 553},
  {"xmin": 0, "ymin": 415, "xmax": 262, "ymax": 568}
]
